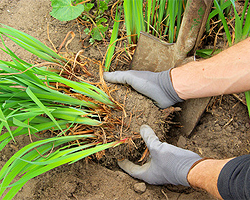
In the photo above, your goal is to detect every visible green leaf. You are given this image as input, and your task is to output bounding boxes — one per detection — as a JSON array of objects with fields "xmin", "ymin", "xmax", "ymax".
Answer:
[
  {"xmin": 105, "ymin": 5, "xmax": 121, "ymax": 71},
  {"xmin": 123, "ymin": 0, "xmax": 133, "ymax": 43},
  {"xmin": 50, "ymin": 0, "xmax": 85, "ymax": 21},
  {"xmin": 196, "ymin": 49, "xmax": 222, "ymax": 58},
  {"xmin": 85, "ymin": 3, "xmax": 94, "ymax": 12},
  {"xmin": 52, "ymin": 113, "xmax": 100, "ymax": 125},
  {"xmin": 73, "ymin": 0, "xmax": 85, "ymax": 5},
  {"xmin": 245, "ymin": 91, "xmax": 250, "ymax": 117},
  {"xmin": 146, "ymin": 0, "xmax": 152, "ymax": 33},
  {"xmin": 91, "ymin": 25, "xmax": 108, "ymax": 41},
  {"xmin": 132, "ymin": 0, "xmax": 144, "ymax": 39},
  {"xmin": 0, "ymin": 35, "xmax": 32, "ymax": 67},
  {"xmin": 0, "ymin": 24, "xmax": 65, "ymax": 62},
  {"xmin": 0, "ymin": 23, "xmax": 121, "ymax": 199},
  {"xmin": 0, "ymin": 135, "xmax": 125, "ymax": 199},
  {"xmin": 45, "ymin": 75, "xmax": 112, "ymax": 105},
  {"xmin": 96, "ymin": 17, "xmax": 107, "ymax": 25},
  {"xmin": 168, "ymin": 0, "xmax": 175, "ymax": 43},
  {"xmin": 89, "ymin": 38, "xmax": 95, "ymax": 44},
  {"xmin": 26, "ymin": 87, "xmax": 62, "ymax": 132},
  {"xmin": 242, "ymin": 1, "xmax": 250, "ymax": 39},
  {"xmin": 0, "ymin": 135, "xmax": 97, "ymax": 199},
  {"xmin": 123, "ymin": 0, "xmax": 145, "ymax": 43},
  {"xmin": 12, "ymin": 118, "xmax": 38, "ymax": 131},
  {"xmin": 98, "ymin": 25, "xmax": 108, "ymax": 34},
  {"xmin": 229, "ymin": 0, "xmax": 242, "ymax": 43},
  {"xmin": 207, "ymin": 0, "xmax": 232, "ymax": 22},
  {"xmin": 0, "ymin": 120, "xmax": 69, "ymax": 151},
  {"xmin": 84, "ymin": 28, "xmax": 90, "ymax": 34},
  {"xmin": 214, "ymin": 0, "xmax": 232, "ymax": 46},
  {"xmin": 0, "ymin": 106, "xmax": 15, "ymax": 143},
  {"xmin": 5, "ymin": 35, "xmax": 59, "ymax": 63},
  {"xmin": 99, "ymin": 1, "xmax": 108, "ymax": 12}
]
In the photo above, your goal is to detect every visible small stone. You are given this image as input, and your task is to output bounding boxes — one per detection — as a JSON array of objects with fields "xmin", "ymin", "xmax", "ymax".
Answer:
[
  {"xmin": 225, "ymin": 126, "xmax": 232, "ymax": 132},
  {"xmin": 115, "ymin": 171, "xmax": 127, "ymax": 180},
  {"xmin": 63, "ymin": 181, "xmax": 76, "ymax": 195},
  {"xmin": 1, "ymin": 155, "xmax": 6, "ymax": 161},
  {"xmin": 245, "ymin": 123, "xmax": 250, "ymax": 129},
  {"xmin": 134, "ymin": 182, "xmax": 146, "ymax": 194},
  {"xmin": 177, "ymin": 136, "xmax": 186, "ymax": 148},
  {"xmin": 214, "ymin": 124, "xmax": 222, "ymax": 132},
  {"xmin": 10, "ymin": 144, "xmax": 19, "ymax": 151},
  {"xmin": 138, "ymin": 95, "xmax": 144, "ymax": 100},
  {"xmin": 218, "ymin": 121, "xmax": 225, "ymax": 126},
  {"xmin": 240, "ymin": 126, "xmax": 246, "ymax": 132},
  {"xmin": 59, "ymin": 21, "xmax": 68, "ymax": 26},
  {"xmin": 0, "ymin": 161, "xmax": 5, "ymax": 168},
  {"xmin": 233, "ymin": 122, "xmax": 238, "ymax": 129}
]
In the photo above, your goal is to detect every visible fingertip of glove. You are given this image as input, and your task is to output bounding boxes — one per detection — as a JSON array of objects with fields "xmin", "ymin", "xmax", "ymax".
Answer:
[
  {"xmin": 103, "ymin": 71, "xmax": 125, "ymax": 83},
  {"xmin": 140, "ymin": 124, "xmax": 155, "ymax": 137},
  {"xmin": 140, "ymin": 124, "xmax": 151, "ymax": 130},
  {"xmin": 154, "ymin": 100, "xmax": 174, "ymax": 109},
  {"xmin": 117, "ymin": 159, "xmax": 130, "ymax": 170},
  {"xmin": 103, "ymin": 71, "xmax": 112, "ymax": 81}
]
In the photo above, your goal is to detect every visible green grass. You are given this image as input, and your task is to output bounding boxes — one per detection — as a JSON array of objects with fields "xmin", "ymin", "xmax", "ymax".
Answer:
[
  {"xmin": 0, "ymin": 136, "xmax": 124, "ymax": 199},
  {"xmin": 105, "ymin": 0, "xmax": 187, "ymax": 69},
  {"xmin": 104, "ymin": 3, "xmax": 121, "ymax": 71},
  {"xmin": 0, "ymin": 24, "xmax": 123, "ymax": 199},
  {"xmin": 122, "ymin": 0, "xmax": 187, "ymax": 44}
]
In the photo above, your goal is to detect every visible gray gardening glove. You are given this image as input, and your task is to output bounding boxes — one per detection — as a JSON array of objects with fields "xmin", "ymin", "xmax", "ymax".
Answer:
[
  {"xmin": 103, "ymin": 69, "xmax": 183, "ymax": 108},
  {"xmin": 118, "ymin": 125, "xmax": 202, "ymax": 186}
]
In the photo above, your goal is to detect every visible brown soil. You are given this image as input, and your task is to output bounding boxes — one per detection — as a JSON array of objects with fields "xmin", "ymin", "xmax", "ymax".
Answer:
[{"xmin": 0, "ymin": 0, "xmax": 249, "ymax": 199}]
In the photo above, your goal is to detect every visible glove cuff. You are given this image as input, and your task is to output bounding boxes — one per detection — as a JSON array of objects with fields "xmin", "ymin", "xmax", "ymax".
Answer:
[
  {"xmin": 186, "ymin": 157, "xmax": 212, "ymax": 187},
  {"xmin": 176, "ymin": 155, "xmax": 202, "ymax": 187},
  {"xmin": 158, "ymin": 69, "xmax": 184, "ymax": 105}
]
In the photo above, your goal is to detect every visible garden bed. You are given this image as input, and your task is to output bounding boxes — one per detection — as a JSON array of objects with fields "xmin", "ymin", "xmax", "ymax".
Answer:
[{"xmin": 0, "ymin": 0, "xmax": 249, "ymax": 199}]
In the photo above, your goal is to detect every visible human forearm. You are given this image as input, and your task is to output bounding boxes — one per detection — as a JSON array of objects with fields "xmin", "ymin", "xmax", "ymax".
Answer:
[
  {"xmin": 172, "ymin": 38, "xmax": 250, "ymax": 100},
  {"xmin": 187, "ymin": 158, "xmax": 233, "ymax": 199}
]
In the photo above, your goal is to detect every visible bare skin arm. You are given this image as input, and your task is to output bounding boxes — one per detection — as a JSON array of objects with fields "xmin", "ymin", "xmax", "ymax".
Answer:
[
  {"xmin": 172, "ymin": 38, "xmax": 250, "ymax": 100},
  {"xmin": 187, "ymin": 158, "xmax": 233, "ymax": 199},
  {"xmin": 104, "ymin": 37, "xmax": 250, "ymax": 200},
  {"xmin": 175, "ymin": 39, "xmax": 250, "ymax": 199}
]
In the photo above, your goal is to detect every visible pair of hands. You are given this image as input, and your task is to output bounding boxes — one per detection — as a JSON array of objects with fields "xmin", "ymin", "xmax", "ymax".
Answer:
[{"xmin": 104, "ymin": 70, "xmax": 201, "ymax": 187}]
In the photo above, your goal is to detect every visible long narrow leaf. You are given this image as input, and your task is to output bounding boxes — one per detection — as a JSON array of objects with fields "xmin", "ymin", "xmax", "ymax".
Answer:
[
  {"xmin": 0, "ymin": 135, "xmax": 97, "ymax": 198},
  {"xmin": 4, "ymin": 35, "xmax": 60, "ymax": 63},
  {"xmin": 157, "ymin": 0, "xmax": 166, "ymax": 38},
  {"xmin": 0, "ymin": 24, "xmax": 66, "ymax": 62},
  {"xmin": 242, "ymin": 1, "xmax": 250, "ymax": 38},
  {"xmin": 26, "ymin": 87, "xmax": 62, "ymax": 132},
  {"xmin": 146, "ymin": 0, "xmax": 152, "ymax": 33},
  {"xmin": 214, "ymin": 0, "xmax": 232, "ymax": 46},
  {"xmin": 123, "ymin": 0, "xmax": 132, "ymax": 43},
  {"xmin": 0, "ymin": 138, "xmax": 124, "ymax": 200},
  {"xmin": 207, "ymin": 0, "xmax": 232, "ymax": 22},
  {"xmin": 0, "ymin": 135, "xmax": 96, "ymax": 180},
  {"xmin": 0, "ymin": 106, "xmax": 15, "ymax": 143},
  {"xmin": 245, "ymin": 91, "xmax": 250, "ymax": 117},
  {"xmin": 176, "ymin": 0, "xmax": 183, "ymax": 39},
  {"xmin": 0, "ymin": 120, "xmax": 69, "ymax": 151},
  {"xmin": 229, "ymin": 0, "xmax": 242, "ymax": 43},
  {"xmin": 105, "ymin": 5, "xmax": 121, "ymax": 71}
]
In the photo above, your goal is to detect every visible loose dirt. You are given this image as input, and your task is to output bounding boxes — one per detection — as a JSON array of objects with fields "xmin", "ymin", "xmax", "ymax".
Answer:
[{"xmin": 0, "ymin": 0, "xmax": 249, "ymax": 199}]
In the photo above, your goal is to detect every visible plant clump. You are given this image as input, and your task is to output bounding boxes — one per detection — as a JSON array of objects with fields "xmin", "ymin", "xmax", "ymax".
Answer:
[{"xmin": 0, "ymin": 24, "xmax": 125, "ymax": 199}]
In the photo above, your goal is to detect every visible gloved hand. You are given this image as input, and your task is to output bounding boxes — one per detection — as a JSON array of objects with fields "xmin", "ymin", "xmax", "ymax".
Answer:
[
  {"xmin": 103, "ymin": 69, "xmax": 183, "ymax": 108},
  {"xmin": 118, "ymin": 125, "xmax": 202, "ymax": 186}
]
